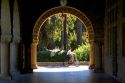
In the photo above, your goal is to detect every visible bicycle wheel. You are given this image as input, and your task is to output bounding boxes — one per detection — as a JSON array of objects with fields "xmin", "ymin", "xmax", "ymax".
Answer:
[
  {"xmin": 63, "ymin": 60, "xmax": 69, "ymax": 67},
  {"xmin": 74, "ymin": 57, "xmax": 79, "ymax": 67},
  {"xmin": 74, "ymin": 60, "xmax": 79, "ymax": 67}
]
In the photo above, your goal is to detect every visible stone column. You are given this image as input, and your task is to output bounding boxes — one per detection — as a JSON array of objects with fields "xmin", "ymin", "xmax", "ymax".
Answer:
[
  {"xmin": 0, "ymin": 0, "xmax": 11, "ymax": 79},
  {"xmin": 10, "ymin": 0, "xmax": 20, "ymax": 75},
  {"xmin": 89, "ymin": 41, "xmax": 95, "ymax": 69},
  {"xmin": 10, "ymin": 42, "xmax": 19, "ymax": 75},
  {"xmin": 31, "ymin": 40, "xmax": 38, "ymax": 69},
  {"xmin": 94, "ymin": 40, "xmax": 104, "ymax": 73},
  {"xmin": 94, "ymin": 41, "xmax": 102, "ymax": 72},
  {"xmin": 0, "ymin": 41, "xmax": 10, "ymax": 79}
]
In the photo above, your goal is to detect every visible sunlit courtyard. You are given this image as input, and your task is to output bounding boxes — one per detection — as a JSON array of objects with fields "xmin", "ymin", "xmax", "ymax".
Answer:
[{"xmin": 33, "ymin": 65, "xmax": 89, "ymax": 72}]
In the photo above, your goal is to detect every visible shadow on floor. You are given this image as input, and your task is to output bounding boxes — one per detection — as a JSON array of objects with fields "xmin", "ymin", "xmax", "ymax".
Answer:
[{"xmin": 0, "ymin": 66, "xmax": 120, "ymax": 83}]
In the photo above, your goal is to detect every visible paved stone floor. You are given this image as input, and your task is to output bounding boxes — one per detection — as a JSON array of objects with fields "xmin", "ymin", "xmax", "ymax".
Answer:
[{"xmin": 0, "ymin": 66, "xmax": 120, "ymax": 83}]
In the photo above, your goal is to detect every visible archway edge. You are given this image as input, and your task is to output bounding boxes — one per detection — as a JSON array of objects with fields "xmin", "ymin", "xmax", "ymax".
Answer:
[{"xmin": 33, "ymin": 6, "xmax": 94, "ymax": 43}]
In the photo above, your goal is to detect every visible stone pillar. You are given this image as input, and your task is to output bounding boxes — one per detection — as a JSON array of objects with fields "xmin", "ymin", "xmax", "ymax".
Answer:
[
  {"xmin": 94, "ymin": 41, "xmax": 102, "ymax": 72},
  {"xmin": 89, "ymin": 41, "xmax": 95, "ymax": 69},
  {"xmin": 10, "ymin": 42, "xmax": 19, "ymax": 75},
  {"xmin": 94, "ymin": 40, "xmax": 104, "ymax": 73},
  {"xmin": 31, "ymin": 40, "xmax": 38, "ymax": 69},
  {"xmin": 0, "ymin": 42, "xmax": 10, "ymax": 79},
  {"xmin": 0, "ymin": 0, "xmax": 11, "ymax": 79},
  {"xmin": 10, "ymin": 0, "xmax": 20, "ymax": 75}
]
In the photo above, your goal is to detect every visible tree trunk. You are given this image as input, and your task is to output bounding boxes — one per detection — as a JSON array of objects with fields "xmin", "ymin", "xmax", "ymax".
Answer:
[
  {"xmin": 62, "ymin": 14, "xmax": 68, "ymax": 50},
  {"xmin": 75, "ymin": 18, "xmax": 83, "ymax": 46}
]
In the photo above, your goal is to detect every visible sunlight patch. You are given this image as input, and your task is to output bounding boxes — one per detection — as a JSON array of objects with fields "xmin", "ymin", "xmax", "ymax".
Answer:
[{"xmin": 33, "ymin": 66, "xmax": 88, "ymax": 72}]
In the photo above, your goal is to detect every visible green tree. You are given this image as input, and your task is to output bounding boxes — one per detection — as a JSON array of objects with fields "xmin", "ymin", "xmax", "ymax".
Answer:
[{"xmin": 38, "ymin": 13, "xmax": 90, "ymax": 62}]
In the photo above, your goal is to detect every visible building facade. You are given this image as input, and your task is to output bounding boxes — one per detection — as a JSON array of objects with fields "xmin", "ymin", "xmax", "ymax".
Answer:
[{"xmin": 0, "ymin": 0, "xmax": 124, "ymax": 82}]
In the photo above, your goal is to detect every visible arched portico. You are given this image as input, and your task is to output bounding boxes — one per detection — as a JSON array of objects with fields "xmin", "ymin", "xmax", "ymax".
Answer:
[{"xmin": 31, "ymin": 6, "xmax": 94, "ymax": 69}]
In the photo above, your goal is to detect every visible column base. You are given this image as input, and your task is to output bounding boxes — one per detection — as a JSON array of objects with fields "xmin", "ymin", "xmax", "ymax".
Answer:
[
  {"xmin": 31, "ymin": 64, "xmax": 38, "ymax": 69},
  {"xmin": 10, "ymin": 71, "xmax": 20, "ymax": 76},
  {"xmin": 0, "ymin": 74, "xmax": 11, "ymax": 80},
  {"xmin": 89, "ymin": 64, "xmax": 95, "ymax": 69},
  {"xmin": 94, "ymin": 67, "xmax": 104, "ymax": 73},
  {"xmin": 10, "ymin": 71, "xmax": 21, "ymax": 80},
  {"xmin": 21, "ymin": 68, "xmax": 33, "ymax": 74}
]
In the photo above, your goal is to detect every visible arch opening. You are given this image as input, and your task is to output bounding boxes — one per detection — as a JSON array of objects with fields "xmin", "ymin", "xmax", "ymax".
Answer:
[{"xmin": 31, "ymin": 6, "xmax": 94, "ymax": 69}]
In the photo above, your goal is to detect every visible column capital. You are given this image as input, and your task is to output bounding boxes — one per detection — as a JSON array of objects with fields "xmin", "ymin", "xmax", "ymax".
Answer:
[
  {"xmin": 1, "ymin": 34, "xmax": 11, "ymax": 43},
  {"xmin": 32, "ymin": 39, "xmax": 39, "ymax": 45},
  {"xmin": 12, "ymin": 36, "xmax": 20, "ymax": 44}
]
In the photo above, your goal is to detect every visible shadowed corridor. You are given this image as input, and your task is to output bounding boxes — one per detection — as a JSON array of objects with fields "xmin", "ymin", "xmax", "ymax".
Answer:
[{"xmin": 0, "ymin": 66, "xmax": 120, "ymax": 83}]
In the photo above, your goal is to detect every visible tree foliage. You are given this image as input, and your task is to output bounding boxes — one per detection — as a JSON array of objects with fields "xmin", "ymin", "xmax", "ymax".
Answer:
[{"xmin": 37, "ymin": 13, "xmax": 90, "ymax": 62}]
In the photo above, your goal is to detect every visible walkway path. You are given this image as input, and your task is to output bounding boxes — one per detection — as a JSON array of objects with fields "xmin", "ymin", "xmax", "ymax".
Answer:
[{"xmin": 0, "ymin": 66, "xmax": 120, "ymax": 83}]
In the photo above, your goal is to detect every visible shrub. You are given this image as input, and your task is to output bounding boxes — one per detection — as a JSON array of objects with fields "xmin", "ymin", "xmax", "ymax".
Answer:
[
  {"xmin": 73, "ymin": 43, "xmax": 90, "ymax": 61},
  {"xmin": 37, "ymin": 48, "xmax": 67, "ymax": 62}
]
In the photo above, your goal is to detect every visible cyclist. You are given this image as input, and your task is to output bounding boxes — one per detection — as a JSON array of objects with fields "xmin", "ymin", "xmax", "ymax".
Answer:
[{"xmin": 66, "ymin": 50, "xmax": 73, "ymax": 61}]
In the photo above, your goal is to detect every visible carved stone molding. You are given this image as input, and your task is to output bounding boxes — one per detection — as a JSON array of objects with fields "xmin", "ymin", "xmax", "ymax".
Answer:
[
  {"xmin": 33, "ymin": 6, "xmax": 94, "ymax": 42},
  {"xmin": 60, "ymin": 0, "xmax": 67, "ymax": 6},
  {"xmin": 12, "ymin": 36, "xmax": 20, "ymax": 44},
  {"xmin": 31, "ymin": 6, "xmax": 95, "ymax": 69},
  {"xmin": 32, "ymin": 39, "xmax": 39, "ymax": 45},
  {"xmin": 1, "ymin": 34, "xmax": 11, "ymax": 43}
]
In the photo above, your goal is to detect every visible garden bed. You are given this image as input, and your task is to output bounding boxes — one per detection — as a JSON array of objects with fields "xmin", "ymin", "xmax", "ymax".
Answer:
[{"xmin": 37, "ymin": 61, "xmax": 89, "ymax": 66}]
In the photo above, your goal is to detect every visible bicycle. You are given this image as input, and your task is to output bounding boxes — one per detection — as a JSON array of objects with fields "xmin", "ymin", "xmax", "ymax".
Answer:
[{"xmin": 63, "ymin": 55, "xmax": 79, "ymax": 67}]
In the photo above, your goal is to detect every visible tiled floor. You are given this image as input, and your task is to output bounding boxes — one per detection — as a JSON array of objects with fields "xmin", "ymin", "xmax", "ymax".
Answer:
[{"xmin": 0, "ymin": 66, "xmax": 120, "ymax": 83}]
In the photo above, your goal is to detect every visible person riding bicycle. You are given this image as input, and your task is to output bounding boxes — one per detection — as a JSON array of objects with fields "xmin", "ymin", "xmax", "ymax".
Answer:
[
  {"xmin": 64, "ymin": 49, "xmax": 79, "ymax": 66},
  {"xmin": 66, "ymin": 50, "xmax": 73, "ymax": 61}
]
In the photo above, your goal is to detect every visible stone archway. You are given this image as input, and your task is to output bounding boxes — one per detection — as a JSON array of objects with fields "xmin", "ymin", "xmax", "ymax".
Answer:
[{"xmin": 31, "ymin": 6, "xmax": 94, "ymax": 69}]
